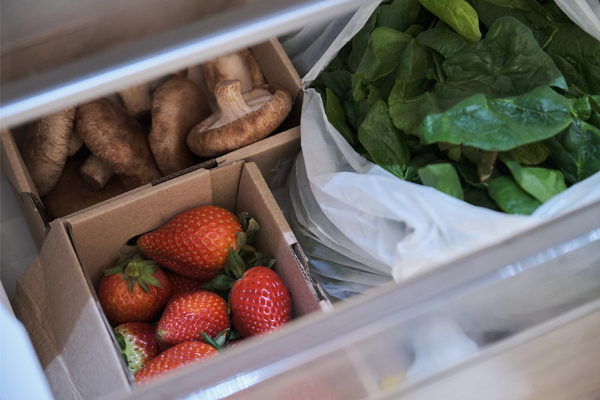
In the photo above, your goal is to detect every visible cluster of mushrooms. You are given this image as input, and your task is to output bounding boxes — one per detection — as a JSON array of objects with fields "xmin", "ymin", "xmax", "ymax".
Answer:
[{"xmin": 21, "ymin": 48, "xmax": 293, "ymax": 219}]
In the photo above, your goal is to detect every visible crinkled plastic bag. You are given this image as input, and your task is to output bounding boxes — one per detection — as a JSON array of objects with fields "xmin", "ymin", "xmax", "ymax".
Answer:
[{"xmin": 285, "ymin": 1, "xmax": 600, "ymax": 300}]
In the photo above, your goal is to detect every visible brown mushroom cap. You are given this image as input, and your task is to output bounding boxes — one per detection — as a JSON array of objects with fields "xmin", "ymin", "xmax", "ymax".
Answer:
[
  {"xmin": 186, "ymin": 80, "xmax": 292, "ymax": 158},
  {"xmin": 21, "ymin": 106, "xmax": 77, "ymax": 196},
  {"xmin": 68, "ymin": 128, "xmax": 84, "ymax": 157},
  {"xmin": 76, "ymin": 98, "xmax": 162, "ymax": 190},
  {"xmin": 203, "ymin": 48, "xmax": 266, "ymax": 94},
  {"xmin": 118, "ymin": 83, "xmax": 152, "ymax": 117},
  {"xmin": 149, "ymin": 76, "xmax": 212, "ymax": 176}
]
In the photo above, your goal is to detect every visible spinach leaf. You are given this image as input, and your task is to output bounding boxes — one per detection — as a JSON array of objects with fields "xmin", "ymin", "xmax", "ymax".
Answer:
[
  {"xmin": 545, "ymin": 23, "xmax": 600, "ymax": 96},
  {"xmin": 488, "ymin": 175, "xmax": 542, "ymax": 215},
  {"xmin": 348, "ymin": 9, "xmax": 380, "ymax": 73},
  {"xmin": 377, "ymin": 0, "xmax": 422, "ymax": 32},
  {"xmin": 389, "ymin": 38, "xmax": 436, "ymax": 100},
  {"xmin": 509, "ymin": 142, "xmax": 551, "ymax": 165},
  {"xmin": 463, "ymin": 187, "xmax": 502, "ymax": 211},
  {"xmin": 545, "ymin": 119, "xmax": 600, "ymax": 184},
  {"xmin": 405, "ymin": 24, "xmax": 426, "ymax": 38},
  {"xmin": 418, "ymin": 163, "xmax": 464, "ymax": 200},
  {"xmin": 416, "ymin": 22, "xmax": 472, "ymax": 59},
  {"xmin": 419, "ymin": 86, "xmax": 574, "ymax": 151},
  {"xmin": 325, "ymin": 88, "xmax": 357, "ymax": 145},
  {"xmin": 470, "ymin": 0, "xmax": 558, "ymax": 49},
  {"xmin": 358, "ymin": 100, "xmax": 411, "ymax": 179},
  {"xmin": 353, "ymin": 27, "xmax": 414, "ymax": 101},
  {"xmin": 456, "ymin": 162, "xmax": 487, "ymax": 188},
  {"xmin": 417, "ymin": 0, "xmax": 482, "ymax": 43},
  {"xmin": 405, "ymin": 154, "xmax": 430, "ymax": 182},
  {"xmin": 319, "ymin": 70, "xmax": 353, "ymax": 102},
  {"xmin": 389, "ymin": 92, "xmax": 440, "ymax": 136},
  {"xmin": 499, "ymin": 153, "xmax": 567, "ymax": 202},
  {"xmin": 441, "ymin": 17, "xmax": 567, "ymax": 98}
]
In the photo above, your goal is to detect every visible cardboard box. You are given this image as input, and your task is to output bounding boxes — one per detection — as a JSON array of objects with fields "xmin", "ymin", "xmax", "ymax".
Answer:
[
  {"xmin": 0, "ymin": 38, "xmax": 303, "ymax": 250},
  {"xmin": 10, "ymin": 161, "xmax": 328, "ymax": 400}
]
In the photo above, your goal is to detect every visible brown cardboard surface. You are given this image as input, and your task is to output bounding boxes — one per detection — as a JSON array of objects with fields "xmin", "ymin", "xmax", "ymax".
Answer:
[
  {"xmin": 12, "ymin": 220, "xmax": 131, "ymax": 400},
  {"xmin": 1, "ymin": 129, "xmax": 48, "ymax": 248},
  {"xmin": 217, "ymin": 126, "xmax": 300, "ymax": 189},
  {"xmin": 12, "ymin": 161, "xmax": 323, "ymax": 400},
  {"xmin": 1, "ymin": 38, "xmax": 302, "ymax": 249}
]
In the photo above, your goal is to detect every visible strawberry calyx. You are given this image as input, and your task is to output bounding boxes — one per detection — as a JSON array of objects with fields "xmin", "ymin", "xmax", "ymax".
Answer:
[
  {"xmin": 200, "ymin": 328, "xmax": 242, "ymax": 352},
  {"xmin": 201, "ymin": 212, "xmax": 275, "ymax": 299},
  {"xmin": 104, "ymin": 254, "xmax": 164, "ymax": 294}
]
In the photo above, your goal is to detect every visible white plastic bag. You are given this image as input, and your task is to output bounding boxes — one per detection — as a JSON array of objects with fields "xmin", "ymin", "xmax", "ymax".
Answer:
[{"xmin": 287, "ymin": 1, "xmax": 600, "ymax": 298}]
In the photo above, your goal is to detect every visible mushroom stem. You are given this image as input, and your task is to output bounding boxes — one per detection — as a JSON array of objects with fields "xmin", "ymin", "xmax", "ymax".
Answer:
[
  {"xmin": 214, "ymin": 80, "xmax": 253, "ymax": 125},
  {"xmin": 79, "ymin": 154, "xmax": 115, "ymax": 191}
]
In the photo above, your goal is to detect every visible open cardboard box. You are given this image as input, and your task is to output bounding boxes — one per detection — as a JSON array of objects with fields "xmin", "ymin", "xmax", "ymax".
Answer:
[
  {"xmin": 10, "ymin": 160, "xmax": 329, "ymax": 400},
  {"xmin": 0, "ymin": 37, "xmax": 303, "ymax": 251}
]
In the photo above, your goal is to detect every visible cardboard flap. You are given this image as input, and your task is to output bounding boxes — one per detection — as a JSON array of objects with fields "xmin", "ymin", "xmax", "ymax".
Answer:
[
  {"xmin": 252, "ymin": 38, "xmax": 303, "ymax": 103},
  {"xmin": 1, "ymin": 128, "xmax": 40, "ymax": 201},
  {"xmin": 11, "ymin": 220, "xmax": 131, "ymax": 400},
  {"xmin": 237, "ymin": 163, "xmax": 322, "ymax": 316},
  {"xmin": 217, "ymin": 126, "xmax": 300, "ymax": 189},
  {"xmin": 65, "ymin": 167, "xmax": 214, "ymax": 288}
]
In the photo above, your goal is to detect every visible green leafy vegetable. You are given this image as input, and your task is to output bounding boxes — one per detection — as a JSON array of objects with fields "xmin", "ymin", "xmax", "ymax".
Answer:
[
  {"xmin": 439, "ymin": 17, "xmax": 567, "ymax": 99},
  {"xmin": 314, "ymin": 1, "xmax": 600, "ymax": 214},
  {"xmin": 417, "ymin": 0, "xmax": 482, "ymax": 42},
  {"xmin": 500, "ymin": 153, "xmax": 567, "ymax": 202},
  {"xmin": 418, "ymin": 163, "xmax": 464, "ymax": 199},
  {"xmin": 325, "ymin": 88, "xmax": 357, "ymax": 145},
  {"xmin": 358, "ymin": 100, "xmax": 411, "ymax": 179},
  {"xmin": 419, "ymin": 86, "xmax": 574, "ymax": 151},
  {"xmin": 509, "ymin": 142, "xmax": 551, "ymax": 165},
  {"xmin": 377, "ymin": 0, "xmax": 422, "ymax": 32},
  {"xmin": 488, "ymin": 176, "xmax": 542, "ymax": 215},
  {"xmin": 544, "ymin": 23, "xmax": 600, "ymax": 96},
  {"xmin": 545, "ymin": 119, "xmax": 600, "ymax": 184}
]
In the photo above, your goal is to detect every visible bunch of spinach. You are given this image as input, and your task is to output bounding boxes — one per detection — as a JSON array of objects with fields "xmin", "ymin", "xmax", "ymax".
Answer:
[{"xmin": 313, "ymin": 0, "xmax": 600, "ymax": 215}]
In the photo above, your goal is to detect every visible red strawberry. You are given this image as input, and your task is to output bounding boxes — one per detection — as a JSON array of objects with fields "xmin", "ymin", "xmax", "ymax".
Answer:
[
  {"xmin": 134, "ymin": 341, "xmax": 218, "ymax": 385},
  {"xmin": 156, "ymin": 289, "xmax": 230, "ymax": 349},
  {"xmin": 98, "ymin": 255, "xmax": 171, "ymax": 325},
  {"xmin": 114, "ymin": 322, "xmax": 161, "ymax": 375},
  {"xmin": 229, "ymin": 266, "xmax": 291, "ymax": 338},
  {"xmin": 163, "ymin": 269, "xmax": 209, "ymax": 298},
  {"xmin": 137, "ymin": 205, "xmax": 243, "ymax": 281}
]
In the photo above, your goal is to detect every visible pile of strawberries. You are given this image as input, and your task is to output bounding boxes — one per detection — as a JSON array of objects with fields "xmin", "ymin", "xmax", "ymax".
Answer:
[{"xmin": 97, "ymin": 205, "xmax": 292, "ymax": 386}]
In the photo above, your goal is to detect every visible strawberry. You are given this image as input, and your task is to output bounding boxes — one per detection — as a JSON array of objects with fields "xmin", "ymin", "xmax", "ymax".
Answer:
[
  {"xmin": 163, "ymin": 269, "xmax": 209, "ymax": 298},
  {"xmin": 98, "ymin": 254, "xmax": 171, "ymax": 325},
  {"xmin": 137, "ymin": 205, "xmax": 243, "ymax": 281},
  {"xmin": 229, "ymin": 266, "xmax": 291, "ymax": 338},
  {"xmin": 134, "ymin": 341, "xmax": 218, "ymax": 385},
  {"xmin": 114, "ymin": 322, "xmax": 161, "ymax": 375},
  {"xmin": 156, "ymin": 289, "xmax": 230, "ymax": 349}
]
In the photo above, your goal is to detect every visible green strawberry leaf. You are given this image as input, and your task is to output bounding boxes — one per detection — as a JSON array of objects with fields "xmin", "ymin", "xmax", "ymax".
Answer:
[
  {"xmin": 245, "ymin": 218, "xmax": 261, "ymax": 237},
  {"xmin": 137, "ymin": 279, "xmax": 151, "ymax": 294},
  {"xmin": 214, "ymin": 329, "xmax": 230, "ymax": 347},
  {"xmin": 227, "ymin": 248, "xmax": 246, "ymax": 279},
  {"xmin": 124, "ymin": 275, "xmax": 139, "ymax": 294},
  {"xmin": 236, "ymin": 232, "xmax": 248, "ymax": 252},
  {"xmin": 141, "ymin": 273, "xmax": 163, "ymax": 290},
  {"xmin": 201, "ymin": 332, "xmax": 222, "ymax": 352},
  {"xmin": 228, "ymin": 327, "xmax": 242, "ymax": 341},
  {"xmin": 104, "ymin": 266, "xmax": 124, "ymax": 276},
  {"xmin": 210, "ymin": 275, "xmax": 236, "ymax": 290}
]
